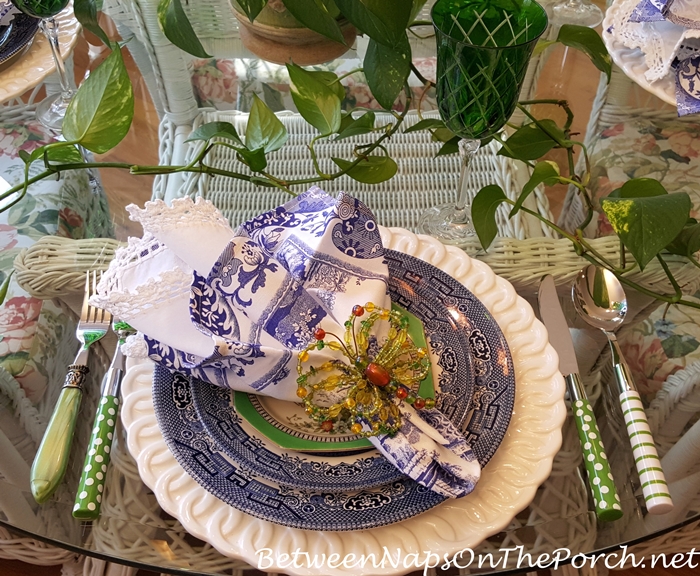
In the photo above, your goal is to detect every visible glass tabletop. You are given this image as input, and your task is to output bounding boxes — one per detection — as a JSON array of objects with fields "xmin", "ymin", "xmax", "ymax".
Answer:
[{"xmin": 2, "ymin": 0, "xmax": 700, "ymax": 574}]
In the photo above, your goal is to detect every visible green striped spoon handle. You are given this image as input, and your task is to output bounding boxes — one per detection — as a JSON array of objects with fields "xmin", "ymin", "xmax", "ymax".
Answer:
[
  {"xmin": 619, "ymin": 390, "xmax": 674, "ymax": 515},
  {"xmin": 608, "ymin": 334, "xmax": 673, "ymax": 515},
  {"xmin": 567, "ymin": 374, "xmax": 622, "ymax": 521}
]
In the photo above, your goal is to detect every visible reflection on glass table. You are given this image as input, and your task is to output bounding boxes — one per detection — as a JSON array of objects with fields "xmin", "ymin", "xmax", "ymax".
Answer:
[
  {"xmin": 9, "ymin": 0, "xmax": 74, "ymax": 129},
  {"xmin": 0, "ymin": 1, "xmax": 79, "ymax": 105},
  {"xmin": 2, "ymin": 0, "xmax": 700, "ymax": 574}
]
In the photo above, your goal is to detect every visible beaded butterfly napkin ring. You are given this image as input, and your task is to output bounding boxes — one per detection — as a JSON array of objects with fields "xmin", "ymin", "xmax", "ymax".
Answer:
[{"xmin": 296, "ymin": 302, "xmax": 433, "ymax": 437}]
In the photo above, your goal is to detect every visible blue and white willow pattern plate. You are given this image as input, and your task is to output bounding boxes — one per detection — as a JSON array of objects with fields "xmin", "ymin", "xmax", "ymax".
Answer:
[
  {"xmin": 153, "ymin": 364, "xmax": 446, "ymax": 531},
  {"xmin": 0, "ymin": 11, "xmax": 37, "ymax": 68},
  {"xmin": 386, "ymin": 252, "xmax": 515, "ymax": 466},
  {"xmin": 152, "ymin": 254, "xmax": 515, "ymax": 531},
  {"xmin": 190, "ymin": 250, "xmax": 514, "ymax": 492}
]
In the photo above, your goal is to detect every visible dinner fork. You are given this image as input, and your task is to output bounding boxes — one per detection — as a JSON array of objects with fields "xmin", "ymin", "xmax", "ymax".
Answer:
[{"xmin": 30, "ymin": 271, "xmax": 112, "ymax": 504}]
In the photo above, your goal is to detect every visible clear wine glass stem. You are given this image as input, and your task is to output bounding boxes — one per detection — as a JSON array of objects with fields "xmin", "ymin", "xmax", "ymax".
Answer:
[
  {"xmin": 39, "ymin": 17, "xmax": 73, "ymax": 101},
  {"xmin": 454, "ymin": 139, "xmax": 481, "ymax": 222}
]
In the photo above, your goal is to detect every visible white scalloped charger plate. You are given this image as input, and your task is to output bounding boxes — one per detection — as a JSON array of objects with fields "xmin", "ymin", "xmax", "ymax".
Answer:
[
  {"xmin": 0, "ymin": 4, "xmax": 80, "ymax": 102},
  {"xmin": 121, "ymin": 227, "xmax": 566, "ymax": 576},
  {"xmin": 603, "ymin": 1, "xmax": 676, "ymax": 107}
]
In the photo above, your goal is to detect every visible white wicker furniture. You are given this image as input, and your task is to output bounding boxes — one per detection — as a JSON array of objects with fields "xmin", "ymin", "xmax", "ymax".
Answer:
[{"xmin": 5, "ymin": 0, "xmax": 700, "ymax": 573}]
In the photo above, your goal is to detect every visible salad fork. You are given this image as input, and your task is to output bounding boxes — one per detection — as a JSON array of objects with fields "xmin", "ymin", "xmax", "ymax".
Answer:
[
  {"xmin": 30, "ymin": 271, "xmax": 112, "ymax": 503},
  {"xmin": 73, "ymin": 320, "xmax": 135, "ymax": 519}
]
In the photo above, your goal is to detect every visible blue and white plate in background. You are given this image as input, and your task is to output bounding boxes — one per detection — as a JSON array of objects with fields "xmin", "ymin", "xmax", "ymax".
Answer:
[{"xmin": 0, "ymin": 6, "xmax": 38, "ymax": 69}]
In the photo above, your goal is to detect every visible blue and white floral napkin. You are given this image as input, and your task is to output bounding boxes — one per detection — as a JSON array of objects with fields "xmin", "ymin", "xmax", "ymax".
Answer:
[{"xmin": 93, "ymin": 188, "xmax": 480, "ymax": 498}]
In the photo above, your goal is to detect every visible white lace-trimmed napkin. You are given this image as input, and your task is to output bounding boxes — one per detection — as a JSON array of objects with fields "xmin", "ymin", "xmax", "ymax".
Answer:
[{"xmin": 93, "ymin": 188, "xmax": 481, "ymax": 499}]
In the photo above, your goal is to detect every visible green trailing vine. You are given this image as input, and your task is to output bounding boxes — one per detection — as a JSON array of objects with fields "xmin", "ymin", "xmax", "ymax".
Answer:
[
  {"xmin": 5, "ymin": 1, "xmax": 695, "ymax": 313},
  {"xmin": 469, "ymin": 100, "xmax": 700, "ymax": 311}
]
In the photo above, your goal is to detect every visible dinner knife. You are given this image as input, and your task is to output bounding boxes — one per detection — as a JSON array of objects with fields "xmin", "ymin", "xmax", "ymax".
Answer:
[
  {"xmin": 73, "ymin": 321, "xmax": 135, "ymax": 520},
  {"xmin": 538, "ymin": 275, "xmax": 623, "ymax": 521}
]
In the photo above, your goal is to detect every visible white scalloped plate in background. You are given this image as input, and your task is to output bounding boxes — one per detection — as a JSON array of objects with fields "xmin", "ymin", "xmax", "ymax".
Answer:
[
  {"xmin": 120, "ymin": 227, "xmax": 566, "ymax": 576},
  {"xmin": 603, "ymin": 1, "xmax": 676, "ymax": 107}
]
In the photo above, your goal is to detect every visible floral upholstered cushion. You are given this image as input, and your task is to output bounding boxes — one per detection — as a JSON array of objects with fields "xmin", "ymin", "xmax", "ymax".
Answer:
[
  {"xmin": 586, "ymin": 116, "xmax": 700, "ymax": 399},
  {"xmin": 0, "ymin": 120, "xmax": 113, "ymax": 403},
  {"xmin": 189, "ymin": 57, "xmax": 437, "ymax": 113},
  {"xmin": 619, "ymin": 294, "xmax": 700, "ymax": 402},
  {"xmin": 588, "ymin": 117, "xmax": 700, "ymax": 237}
]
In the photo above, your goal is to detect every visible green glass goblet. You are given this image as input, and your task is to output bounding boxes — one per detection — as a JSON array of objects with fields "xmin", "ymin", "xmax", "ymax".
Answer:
[{"xmin": 420, "ymin": 0, "xmax": 548, "ymax": 244}]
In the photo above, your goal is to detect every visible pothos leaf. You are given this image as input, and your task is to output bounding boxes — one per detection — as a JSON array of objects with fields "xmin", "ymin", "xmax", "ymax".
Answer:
[
  {"xmin": 404, "ymin": 118, "xmax": 445, "ymax": 134},
  {"xmin": 237, "ymin": 147, "xmax": 268, "ymax": 172},
  {"xmin": 557, "ymin": 24, "xmax": 612, "ymax": 82},
  {"xmin": 608, "ymin": 178, "xmax": 667, "ymax": 198},
  {"xmin": 498, "ymin": 119, "xmax": 566, "ymax": 161},
  {"xmin": 332, "ymin": 155, "xmax": 397, "ymax": 183},
  {"xmin": 158, "ymin": 0, "xmax": 212, "ymax": 58},
  {"xmin": 304, "ymin": 69, "xmax": 346, "ymax": 102},
  {"xmin": 363, "ymin": 36, "xmax": 410, "ymax": 110},
  {"xmin": 186, "ymin": 121, "xmax": 243, "ymax": 145},
  {"xmin": 602, "ymin": 193, "xmax": 691, "ymax": 270},
  {"xmin": 234, "ymin": 0, "xmax": 267, "ymax": 21},
  {"xmin": 62, "ymin": 48, "xmax": 134, "ymax": 153},
  {"xmin": 245, "ymin": 94, "xmax": 288, "ymax": 153},
  {"xmin": 287, "ymin": 63, "xmax": 341, "ymax": 135},
  {"xmin": 334, "ymin": 0, "xmax": 411, "ymax": 48},
  {"xmin": 74, "ymin": 0, "xmax": 111, "ymax": 47},
  {"xmin": 335, "ymin": 112, "xmax": 375, "ymax": 140},
  {"xmin": 436, "ymin": 136, "xmax": 460, "ymax": 157},
  {"xmin": 45, "ymin": 145, "xmax": 85, "ymax": 165},
  {"xmin": 472, "ymin": 184, "xmax": 508, "ymax": 250},
  {"xmin": 281, "ymin": 0, "xmax": 345, "ymax": 44},
  {"xmin": 666, "ymin": 222, "xmax": 700, "ymax": 258},
  {"xmin": 509, "ymin": 161, "xmax": 560, "ymax": 217}
]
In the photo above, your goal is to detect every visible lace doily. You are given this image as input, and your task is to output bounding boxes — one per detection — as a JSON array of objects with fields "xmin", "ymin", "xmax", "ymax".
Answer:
[{"xmin": 612, "ymin": 0, "xmax": 700, "ymax": 82}]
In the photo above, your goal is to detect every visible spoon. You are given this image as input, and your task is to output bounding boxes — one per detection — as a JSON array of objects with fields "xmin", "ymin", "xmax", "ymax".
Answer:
[{"xmin": 573, "ymin": 265, "xmax": 674, "ymax": 515}]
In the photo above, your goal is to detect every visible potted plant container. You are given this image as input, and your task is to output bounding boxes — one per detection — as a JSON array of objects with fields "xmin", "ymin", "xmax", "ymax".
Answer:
[{"xmin": 231, "ymin": 0, "xmax": 356, "ymax": 66}]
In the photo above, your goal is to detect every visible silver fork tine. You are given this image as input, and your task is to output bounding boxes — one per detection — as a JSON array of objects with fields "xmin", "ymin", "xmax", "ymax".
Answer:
[
  {"xmin": 89, "ymin": 271, "xmax": 98, "ymax": 323},
  {"xmin": 81, "ymin": 270, "xmax": 90, "ymax": 323}
]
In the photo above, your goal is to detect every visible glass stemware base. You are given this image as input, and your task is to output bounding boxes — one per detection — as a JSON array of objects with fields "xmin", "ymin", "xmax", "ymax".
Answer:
[
  {"xmin": 549, "ymin": 0, "xmax": 603, "ymax": 28},
  {"xmin": 419, "ymin": 203, "xmax": 476, "ymax": 245},
  {"xmin": 36, "ymin": 90, "xmax": 74, "ymax": 130}
]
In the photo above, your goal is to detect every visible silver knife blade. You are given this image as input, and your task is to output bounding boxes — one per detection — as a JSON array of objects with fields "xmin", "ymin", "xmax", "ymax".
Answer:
[{"xmin": 538, "ymin": 275, "xmax": 579, "ymax": 377}]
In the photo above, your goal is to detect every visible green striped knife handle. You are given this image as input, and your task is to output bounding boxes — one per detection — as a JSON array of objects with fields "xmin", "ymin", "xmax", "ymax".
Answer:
[
  {"xmin": 73, "ymin": 395, "xmax": 119, "ymax": 519},
  {"xmin": 620, "ymin": 390, "xmax": 674, "ymax": 515},
  {"xmin": 30, "ymin": 385, "xmax": 83, "ymax": 503},
  {"xmin": 571, "ymin": 397, "xmax": 622, "ymax": 521}
]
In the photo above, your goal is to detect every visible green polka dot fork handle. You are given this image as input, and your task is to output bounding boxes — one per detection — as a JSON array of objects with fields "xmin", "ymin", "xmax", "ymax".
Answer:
[
  {"xmin": 567, "ymin": 374, "xmax": 622, "ymax": 522},
  {"xmin": 73, "ymin": 322, "xmax": 134, "ymax": 520},
  {"xmin": 609, "ymin": 334, "xmax": 674, "ymax": 515},
  {"xmin": 73, "ymin": 394, "xmax": 119, "ymax": 519}
]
